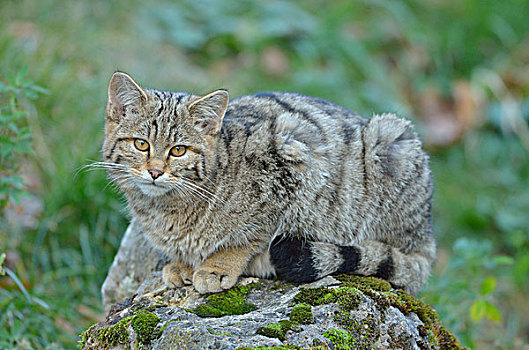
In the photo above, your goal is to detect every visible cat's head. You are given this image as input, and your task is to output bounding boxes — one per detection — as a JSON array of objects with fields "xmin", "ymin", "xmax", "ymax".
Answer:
[{"xmin": 101, "ymin": 72, "xmax": 228, "ymax": 199}]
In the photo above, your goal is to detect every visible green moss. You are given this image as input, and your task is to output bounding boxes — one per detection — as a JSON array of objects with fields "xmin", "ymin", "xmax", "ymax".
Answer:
[
  {"xmin": 256, "ymin": 321, "xmax": 285, "ymax": 340},
  {"xmin": 333, "ymin": 287, "xmax": 364, "ymax": 311},
  {"xmin": 335, "ymin": 274, "xmax": 392, "ymax": 292},
  {"xmin": 293, "ymin": 286, "xmax": 335, "ymax": 306},
  {"xmin": 333, "ymin": 275, "xmax": 393, "ymax": 312},
  {"xmin": 78, "ymin": 311, "xmax": 165, "ymax": 348},
  {"xmin": 333, "ymin": 309, "xmax": 379, "ymax": 349},
  {"xmin": 78, "ymin": 324, "xmax": 95, "ymax": 349},
  {"xmin": 256, "ymin": 320, "xmax": 297, "ymax": 341},
  {"xmin": 96, "ymin": 316, "xmax": 133, "ymax": 347},
  {"xmin": 437, "ymin": 326, "xmax": 466, "ymax": 350},
  {"xmin": 130, "ymin": 311, "xmax": 161, "ymax": 345},
  {"xmin": 270, "ymin": 281, "xmax": 294, "ymax": 291},
  {"xmin": 191, "ymin": 283, "xmax": 259, "ymax": 318},
  {"xmin": 136, "ymin": 303, "xmax": 162, "ymax": 313},
  {"xmin": 392, "ymin": 291, "xmax": 438, "ymax": 328},
  {"xmin": 323, "ymin": 328, "xmax": 355, "ymax": 350},
  {"xmin": 293, "ymin": 285, "xmax": 363, "ymax": 311},
  {"xmin": 289, "ymin": 302, "xmax": 314, "ymax": 324}
]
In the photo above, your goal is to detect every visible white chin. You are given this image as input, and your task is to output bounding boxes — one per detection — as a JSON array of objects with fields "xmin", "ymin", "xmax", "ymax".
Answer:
[{"xmin": 137, "ymin": 184, "xmax": 171, "ymax": 197}]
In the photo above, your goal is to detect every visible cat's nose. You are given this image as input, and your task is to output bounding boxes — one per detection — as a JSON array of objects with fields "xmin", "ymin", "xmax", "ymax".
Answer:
[{"xmin": 148, "ymin": 168, "xmax": 164, "ymax": 180}]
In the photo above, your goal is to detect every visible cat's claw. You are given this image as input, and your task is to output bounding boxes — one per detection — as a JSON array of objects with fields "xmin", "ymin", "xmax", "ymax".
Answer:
[{"xmin": 193, "ymin": 267, "xmax": 239, "ymax": 294}]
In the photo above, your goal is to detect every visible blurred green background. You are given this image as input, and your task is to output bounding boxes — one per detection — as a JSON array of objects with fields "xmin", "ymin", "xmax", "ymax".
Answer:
[{"xmin": 1, "ymin": 0, "xmax": 528, "ymax": 348}]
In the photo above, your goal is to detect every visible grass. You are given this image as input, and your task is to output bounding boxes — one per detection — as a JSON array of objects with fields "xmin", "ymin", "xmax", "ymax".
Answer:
[{"xmin": 0, "ymin": 0, "xmax": 528, "ymax": 348}]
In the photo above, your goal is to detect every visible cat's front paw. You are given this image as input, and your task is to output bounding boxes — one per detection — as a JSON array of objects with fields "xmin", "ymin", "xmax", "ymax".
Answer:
[
  {"xmin": 162, "ymin": 262, "xmax": 194, "ymax": 289},
  {"xmin": 192, "ymin": 266, "xmax": 240, "ymax": 294}
]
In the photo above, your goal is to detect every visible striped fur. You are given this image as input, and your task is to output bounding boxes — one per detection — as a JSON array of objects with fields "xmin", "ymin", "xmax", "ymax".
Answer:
[{"xmin": 101, "ymin": 72, "xmax": 435, "ymax": 295}]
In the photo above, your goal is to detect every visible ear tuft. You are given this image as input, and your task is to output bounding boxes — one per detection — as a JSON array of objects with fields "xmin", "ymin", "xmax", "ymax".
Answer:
[
  {"xmin": 107, "ymin": 72, "xmax": 147, "ymax": 121},
  {"xmin": 188, "ymin": 89, "xmax": 229, "ymax": 135}
]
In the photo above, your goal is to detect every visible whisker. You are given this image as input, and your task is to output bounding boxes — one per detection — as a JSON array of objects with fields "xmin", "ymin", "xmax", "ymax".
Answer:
[
  {"xmin": 105, "ymin": 172, "xmax": 136, "ymax": 190},
  {"xmin": 104, "ymin": 181, "xmax": 121, "ymax": 192},
  {"xmin": 181, "ymin": 184, "xmax": 210, "ymax": 204},
  {"xmin": 82, "ymin": 161, "xmax": 129, "ymax": 170},
  {"xmin": 75, "ymin": 161, "xmax": 130, "ymax": 179},
  {"xmin": 181, "ymin": 177, "xmax": 225, "ymax": 205},
  {"xmin": 178, "ymin": 179, "xmax": 219, "ymax": 205},
  {"xmin": 167, "ymin": 180, "xmax": 194, "ymax": 204},
  {"xmin": 180, "ymin": 182, "xmax": 215, "ymax": 205},
  {"xmin": 104, "ymin": 177, "xmax": 127, "ymax": 191}
]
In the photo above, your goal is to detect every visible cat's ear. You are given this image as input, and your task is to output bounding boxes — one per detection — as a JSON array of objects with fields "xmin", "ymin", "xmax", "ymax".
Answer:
[
  {"xmin": 107, "ymin": 72, "xmax": 148, "ymax": 122},
  {"xmin": 187, "ymin": 89, "xmax": 229, "ymax": 135}
]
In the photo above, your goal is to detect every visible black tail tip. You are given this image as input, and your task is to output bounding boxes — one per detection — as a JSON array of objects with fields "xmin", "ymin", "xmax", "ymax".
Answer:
[{"xmin": 270, "ymin": 235, "xmax": 319, "ymax": 283}]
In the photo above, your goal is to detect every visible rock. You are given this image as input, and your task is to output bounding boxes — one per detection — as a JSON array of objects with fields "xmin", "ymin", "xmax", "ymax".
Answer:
[
  {"xmin": 101, "ymin": 219, "xmax": 169, "ymax": 312},
  {"xmin": 85, "ymin": 222, "xmax": 465, "ymax": 350}
]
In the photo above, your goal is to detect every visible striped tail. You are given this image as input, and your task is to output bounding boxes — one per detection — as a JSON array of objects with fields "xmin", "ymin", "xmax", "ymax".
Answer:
[{"xmin": 269, "ymin": 235, "xmax": 435, "ymax": 295}]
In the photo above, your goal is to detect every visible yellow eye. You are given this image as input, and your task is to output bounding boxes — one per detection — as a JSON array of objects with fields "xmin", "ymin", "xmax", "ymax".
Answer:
[
  {"xmin": 170, "ymin": 146, "xmax": 186, "ymax": 157},
  {"xmin": 134, "ymin": 139, "xmax": 149, "ymax": 152}
]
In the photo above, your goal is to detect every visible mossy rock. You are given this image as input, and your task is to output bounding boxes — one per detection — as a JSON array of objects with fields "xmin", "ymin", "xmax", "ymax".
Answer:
[
  {"xmin": 79, "ymin": 310, "xmax": 162, "ymax": 349},
  {"xmin": 288, "ymin": 303, "xmax": 314, "ymax": 324},
  {"xmin": 131, "ymin": 311, "xmax": 161, "ymax": 344},
  {"xmin": 292, "ymin": 275, "xmax": 464, "ymax": 350},
  {"xmin": 256, "ymin": 320, "xmax": 299, "ymax": 341},
  {"xmin": 190, "ymin": 283, "xmax": 260, "ymax": 317},
  {"xmin": 83, "ymin": 275, "xmax": 465, "ymax": 349},
  {"xmin": 322, "ymin": 328, "xmax": 356, "ymax": 349},
  {"xmin": 92, "ymin": 316, "xmax": 132, "ymax": 348}
]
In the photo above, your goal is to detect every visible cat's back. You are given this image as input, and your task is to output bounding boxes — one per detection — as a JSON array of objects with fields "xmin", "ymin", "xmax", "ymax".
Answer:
[
  {"xmin": 226, "ymin": 91, "xmax": 365, "ymax": 128},
  {"xmin": 220, "ymin": 92, "xmax": 366, "ymax": 162}
]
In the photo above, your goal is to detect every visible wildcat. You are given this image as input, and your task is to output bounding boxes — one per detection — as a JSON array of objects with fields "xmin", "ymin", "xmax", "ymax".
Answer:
[{"xmin": 100, "ymin": 72, "xmax": 435, "ymax": 295}]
